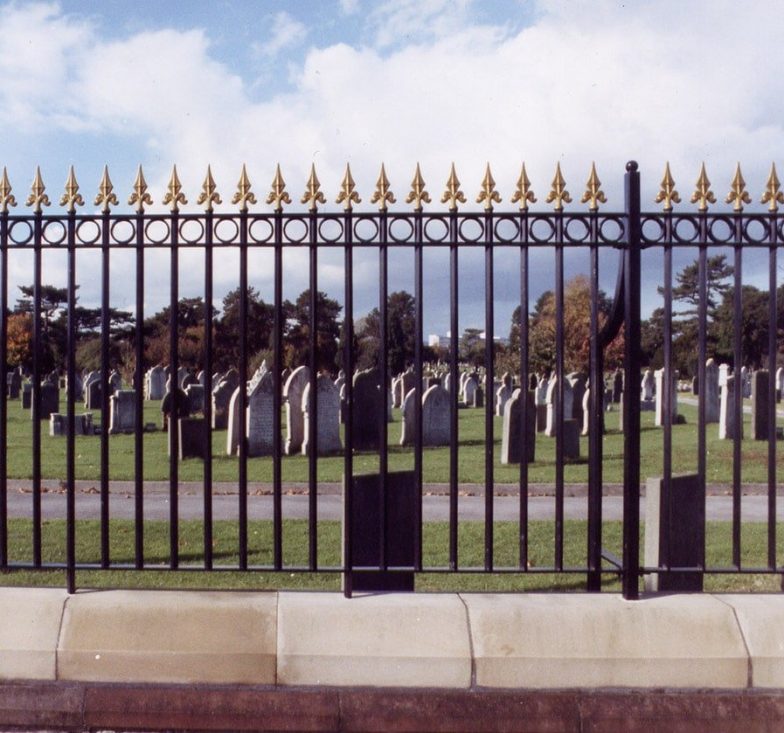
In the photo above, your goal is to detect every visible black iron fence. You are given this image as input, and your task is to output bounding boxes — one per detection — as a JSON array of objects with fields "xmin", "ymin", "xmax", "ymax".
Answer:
[{"xmin": 0, "ymin": 159, "xmax": 781, "ymax": 599}]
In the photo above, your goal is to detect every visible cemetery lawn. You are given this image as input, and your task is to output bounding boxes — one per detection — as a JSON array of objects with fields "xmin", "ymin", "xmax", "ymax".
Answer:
[
  {"xmin": 7, "ymin": 398, "xmax": 784, "ymax": 486},
  {"xmin": 0, "ymin": 518, "xmax": 780, "ymax": 593}
]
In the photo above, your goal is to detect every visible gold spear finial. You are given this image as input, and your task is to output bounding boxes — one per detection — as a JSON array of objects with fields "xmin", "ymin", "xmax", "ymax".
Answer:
[
  {"xmin": 0, "ymin": 167, "xmax": 17, "ymax": 214},
  {"xmin": 265, "ymin": 164, "xmax": 291, "ymax": 211},
  {"xmin": 370, "ymin": 163, "xmax": 396, "ymax": 211},
  {"xmin": 59, "ymin": 166, "xmax": 85, "ymax": 212},
  {"xmin": 94, "ymin": 165, "xmax": 118, "ymax": 212},
  {"xmin": 405, "ymin": 162, "xmax": 431, "ymax": 210},
  {"xmin": 440, "ymin": 163, "xmax": 466, "ymax": 210},
  {"xmin": 128, "ymin": 165, "xmax": 153, "ymax": 212},
  {"xmin": 231, "ymin": 164, "xmax": 257, "ymax": 211},
  {"xmin": 655, "ymin": 162, "xmax": 681, "ymax": 211},
  {"xmin": 162, "ymin": 165, "xmax": 187, "ymax": 212},
  {"xmin": 476, "ymin": 163, "xmax": 501, "ymax": 211},
  {"xmin": 510, "ymin": 163, "xmax": 536, "ymax": 211},
  {"xmin": 725, "ymin": 163, "xmax": 751, "ymax": 212},
  {"xmin": 196, "ymin": 165, "xmax": 222, "ymax": 212},
  {"xmin": 336, "ymin": 163, "xmax": 362, "ymax": 211},
  {"xmin": 761, "ymin": 163, "xmax": 784, "ymax": 213},
  {"xmin": 690, "ymin": 162, "xmax": 716, "ymax": 212},
  {"xmin": 545, "ymin": 162, "xmax": 571, "ymax": 211},
  {"xmin": 300, "ymin": 163, "xmax": 326, "ymax": 211},
  {"xmin": 25, "ymin": 167, "xmax": 51, "ymax": 213},
  {"xmin": 580, "ymin": 162, "xmax": 607, "ymax": 211}
]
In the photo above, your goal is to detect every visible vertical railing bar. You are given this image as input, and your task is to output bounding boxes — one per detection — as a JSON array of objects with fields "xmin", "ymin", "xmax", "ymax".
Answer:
[
  {"xmin": 273, "ymin": 209, "xmax": 284, "ymax": 570},
  {"xmin": 586, "ymin": 211, "xmax": 602, "ymax": 590},
  {"xmin": 622, "ymin": 161, "xmax": 642, "ymax": 601},
  {"xmin": 100, "ymin": 207, "xmax": 110, "ymax": 567},
  {"xmin": 32, "ymin": 210, "xmax": 42, "ymax": 567},
  {"xmin": 133, "ymin": 209, "xmax": 144, "ymax": 568},
  {"xmin": 449, "ymin": 208, "xmax": 459, "ymax": 570},
  {"xmin": 203, "ymin": 208, "xmax": 214, "ymax": 570},
  {"xmin": 662, "ymin": 212, "xmax": 673, "ymax": 571},
  {"xmin": 65, "ymin": 206, "xmax": 76, "ymax": 593},
  {"xmin": 238, "ymin": 208, "xmax": 249, "ymax": 569},
  {"xmin": 554, "ymin": 214, "xmax": 565, "ymax": 571},
  {"xmin": 766, "ymin": 214, "xmax": 777, "ymax": 570},
  {"xmin": 307, "ymin": 209, "xmax": 318, "ymax": 571},
  {"xmin": 413, "ymin": 209, "xmax": 424, "ymax": 572},
  {"xmin": 518, "ymin": 208, "xmax": 530, "ymax": 571},
  {"xmin": 696, "ymin": 218, "xmax": 708, "ymax": 573},
  {"xmin": 483, "ymin": 208, "xmax": 494, "ymax": 572},
  {"xmin": 379, "ymin": 209, "xmax": 389, "ymax": 572},
  {"xmin": 0, "ymin": 208, "xmax": 7, "ymax": 570},
  {"xmin": 732, "ymin": 224, "xmax": 743, "ymax": 569},
  {"xmin": 168, "ymin": 209, "xmax": 179, "ymax": 570},
  {"xmin": 342, "ymin": 207, "xmax": 354, "ymax": 596}
]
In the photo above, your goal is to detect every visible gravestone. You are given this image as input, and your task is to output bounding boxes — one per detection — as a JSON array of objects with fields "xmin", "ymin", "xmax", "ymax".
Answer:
[
  {"xmin": 567, "ymin": 373, "xmax": 586, "ymax": 425},
  {"xmin": 146, "ymin": 366, "xmax": 166, "ymax": 400},
  {"xmin": 22, "ymin": 383, "xmax": 31, "ymax": 409},
  {"xmin": 654, "ymin": 368, "xmax": 678, "ymax": 426},
  {"xmin": 472, "ymin": 385, "xmax": 484, "ymax": 408},
  {"xmin": 581, "ymin": 388, "xmax": 591, "ymax": 436},
  {"xmin": 211, "ymin": 378, "xmax": 235, "ymax": 430},
  {"xmin": 528, "ymin": 373, "xmax": 538, "ymax": 391},
  {"xmin": 197, "ymin": 370, "xmax": 205, "ymax": 386},
  {"xmin": 391, "ymin": 376, "xmax": 402, "ymax": 408},
  {"xmin": 545, "ymin": 376, "xmax": 573, "ymax": 437},
  {"xmin": 719, "ymin": 375, "xmax": 742, "ymax": 440},
  {"xmin": 108, "ymin": 390, "xmax": 136, "ymax": 434},
  {"xmin": 176, "ymin": 366, "xmax": 190, "ymax": 390},
  {"xmin": 641, "ymin": 369, "xmax": 655, "ymax": 401},
  {"xmin": 535, "ymin": 376, "xmax": 548, "ymax": 406},
  {"xmin": 741, "ymin": 366, "xmax": 751, "ymax": 399},
  {"xmin": 462, "ymin": 375, "xmax": 478, "ymax": 406},
  {"xmin": 776, "ymin": 367, "xmax": 784, "ymax": 403},
  {"xmin": 284, "ymin": 365, "xmax": 310, "ymax": 455},
  {"xmin": 181, "ymin": 372, "xmax": 198, "ymax": 391},
  {"xmin": 718, "ymin": 363, "xmax": 730, "ymax": 388},
  {"xmin": 352, "ymin": 369, "xmax": 383, "ymax": 451},
  {"xmin": 49, "ymin": 413, "xmax": 93, "ymax": 437},
  {"xmin": 225, "ymin": 387, "xmax": 242, "ymax": 455},
  {"xmin": 185, "ymin": 384, "xmax": 204, "ymax": 412},
  {"xmin": 443, "ymin": 372, "xmax": 452, "ymax": 393},
  {"xmin": 703, "ymin": 358, "xmax": 720, "ymax": 423},
  {"xmin": 246, "ymin": 370, "xmax": 275, "ymax": 457},
  {"xmin": 178, "ymin": 417, "xmax": 208, "ymax": 460},
  {"xmin": 302, "ymin": 375, "xmax": 342, "ymax": 455},
  {"xmin": 38, "ymin": 383, "xmax": 59, "ymax": 420},
  {"xmin": 66, "ymin": 373, "xmax": 83, "ymax": 401},
  {"xmin": 161, "ymin": 387, "xmax": 190, "ymax": 431},
  {"xmin": 109, "ymin": 370, "xmax": 122, "ymax": 394},
  {"xmin": 691, "ymin": 376, "xmax": 698, "ymax": 396},
  {"xmin": 751, "ymin": 370, "xmax": 770, "ymax": 441},
  {"xmin": 563, "ymin": 419, "xmax": 580, "ymax": 459},
  {"xmin": 6, "ymin": 371, "xmax": 20, "ymax": 399},
  {"xmin": 612, "ymin": 370, "xmax": 623, "ymax": 403},
  {"xmin": 420, "ymin": 384, "xmax": 450, "ymax": 446},
  {"xmin": 644, "ymin": 474, "xmax": 704, "ymax": 592},
  {"xmin": 495, "ymin": 383, "xmax": 512, "ymax": 417},
  {"xmin": 396, "ymin": 369, "xmax": 416, "ymax": 409},
  {"xmin": 500, "ymin": 388, "xmax": 536, "ymax": 464},
  {"xmin": 84, "ymin": 373, "xmax": 102, "ymax": 411}
]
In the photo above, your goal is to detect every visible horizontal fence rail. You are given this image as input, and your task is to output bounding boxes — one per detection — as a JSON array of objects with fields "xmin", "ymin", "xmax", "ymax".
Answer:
[{"xmin": 0, "ymin": 160, "xmax": 781, "ymax": 599}]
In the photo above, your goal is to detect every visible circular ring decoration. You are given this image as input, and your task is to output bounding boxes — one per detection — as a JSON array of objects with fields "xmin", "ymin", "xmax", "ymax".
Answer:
[
  {"xmin": 743, "ymin": 215, "xmax": 768, "ymax": 245},
  {"xmin": 178, "ymin": 217, "xmax": 206, "ymax": 245},
  {"xmin": 248, "ymin": 217, "xmax": 274, "ymax": 244},
  {"xmin": 76, "ymin": 219, "xmax": 101, "ymax": 245},
  {"xmin": 144, "ymin": 217, "xmax": 171, "ymax": 245},
  {"xmin": 283, "ymin": 216, "xmax": 308, "ymax": 244},
  {"xmin": 493, "ymin": 216, "xmax": 520, "ymax": 243},
  {"xmin": 318, "ymin": 216, "xmax": 344, "ymax": 244},
  {"xmin": 110, "ymin": 218, "xmax": 135, "ymax": 245},
  {"xmin": 213, "ymin": 216, "xmax": 239, "ymax": 244},
  {"xmin": 599, "ymin": 215, "xmax": 625, "ymax": 244},
  {"xmin": 458, "ymin": 216, "xmax": 484, "ymax": 243},
  {"xmin": 423, "ymin": 216, "xmax": 449, "ymax": 243},
  {"xmin": 672, "ymin": 216, "xmax": 699, "ymax": 244},
  {"xmin": 707, "ymin": 215, "xmax": 734, "ymax": 245},
  {"xmin": 42, "ymin": 219, "xmax": 67, "ymax": 245},
  {"xmin": 529, "ymin": 216, "xmax": 556, "ymax": 244},
  {"xmin": 8, "ymin": 219, "xmax": 33, "ymax": 245},
  {"xmin": 355, "ymin": 215, "xmax": 381, "ymax": 243},
  {"xmin": 563, "ymin": 216, "xmax": 590, "ymax": 243}
]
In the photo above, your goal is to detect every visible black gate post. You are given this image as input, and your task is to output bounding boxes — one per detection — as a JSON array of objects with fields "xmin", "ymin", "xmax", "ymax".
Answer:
[{"xmin": 622, "ymin": 161, "xmax": 642, "ymax": 600}]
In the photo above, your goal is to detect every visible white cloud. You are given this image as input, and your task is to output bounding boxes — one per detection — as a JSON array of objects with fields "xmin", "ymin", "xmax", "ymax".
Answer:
[
  {"xmin": 254, "ymin": 11, "xmax": 307, "ymax": 58},
  {"xmin": 339, "ymin": 0, "xmax": 360, "ymax": 15}
]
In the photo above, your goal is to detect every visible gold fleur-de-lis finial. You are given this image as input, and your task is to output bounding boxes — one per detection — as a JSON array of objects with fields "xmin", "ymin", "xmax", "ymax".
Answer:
[
  {"xmin": 196, "ymin": 165, "xmax": 222, "ymax": 212},
  {"xmin": 655, "ymin": 162, "xmax": 681, "ymax": 211},
  {"xmin": 476, "ymin": 163, "xmax": 501, "ymax": 211},
  {"xmin": 545, "ymin": 162, "xmax": 571, "ymax": 211},
  {"xmin": 370, "ymin": 163, "xmax": 396, "ymax": 211},
  {"xmin": 25, "ymin": 167, "xmax": 51, "ymax": 213},
  {"xmin": 59, "ymin": 166, "xmax": 85, "ymax": 212},
  {"xmin": 0, "ymin": 167, "xmax": 17, "ymax": 214},
  {"xmin": 440, "ymin": 163, "xmax": 466, "ymax": 210},
  {"xmin": 300, "ymin": 164, "xmax": 326, "ymax": 211},
  {"xmin": 405, "ymin": 163, "xmax": 431, "ymax": 210},
  {"xmin": 336, "ymin": 163, "xmax": 362, "ymax": 211},
  {"xmin": 761, "ymin": 163, "xmax": 784, "ymax": 213},
  {"xmin": 162, "ymin": 165, "xmax": 187, "ymax": 212},
  {"xmin": 725, "ymin": 163, "xmax": 751, "ymax": 212},
  {"xmin": 580, "ymin": 162, "xmax": 607, "ymax": 211},
  {"xmin": 510, "ymin": 163, "xmax": 536, "ymax": 210},
  {"xmin": 94, "ymin": 166, "xmax": 118, "ymax": 212},
  {"xmin": 231, "ymin": 164, "xmax": 257, "ymax": 211},
  {"xmin": 128, "ymin": 165, "xmax": 153, "ymax": 212},
  {"xmin": 690, "ymin": 162, "xmax": 716, "ymax": 212},
  {"xmin": 265, "ymin": 164, "xmax": 291, "ymax": 211}
]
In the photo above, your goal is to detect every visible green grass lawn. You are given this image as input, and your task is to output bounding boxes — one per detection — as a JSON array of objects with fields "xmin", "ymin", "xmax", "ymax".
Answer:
[
  {"xmin": 6, "ymin": 396, "xmax": 784, "ymax": 486},
  {"xmin": 1, "ymin": 518, "xmax": 780, "ymax": 593}
]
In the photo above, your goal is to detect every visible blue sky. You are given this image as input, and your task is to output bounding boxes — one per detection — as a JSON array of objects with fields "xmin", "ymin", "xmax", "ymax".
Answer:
[{"xmin": 0, "ymin": 0, "xmax": 782, "ymax": 337}]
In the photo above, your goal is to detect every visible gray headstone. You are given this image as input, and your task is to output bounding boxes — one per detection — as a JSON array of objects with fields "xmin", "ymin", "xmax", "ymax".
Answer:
[
  {"xmin": 641, "ymin": 369, "xmax": 655, "ymax": 401},
  {"xmin": 146, "ymin": 366, "xmax": 166, "ymax": 400},
  {"xmin": 563, "ymin": 418, "xmax": 580, "ymax": 459},
  {"xmin": 703, "ymin": 358, "xmax": 719, "ymax": 423},
  {"xmin": 84, "ymin": 372, "xmax": 102, "ymax": 411},
  {"xmin": 211, "ymin": 378, "xmax": 235, "ymax": 430},
  {"xmin": 567, "ymin": 373, "xmax": 585, "ymax": 425},
  {"xmin": 185, "ymin": 384, "xmax": 205, "ymax": 413},
  {"xmin": 545, "ymin": 376, "xmax": 573, "ymax": 437},
  {"xmin": 109, "ymin": 370, "xmax": 122, "ymax": 394},
  {"xmin": 500, "ymin": 388, "xmax": 536, "ymax": 465},
  {"xmin": 6, "ymin": 371, "xmax": 20, "ymax": 399},
  {"xmin": 177, "ymin": 417, "xmax": 208, "ymax": 460},
  {"xmin": 612, "ymin": 370, "xmax": 623, "ymax": 403},
  {"xmin": 352, "ymin": 369, "xmax": 383, "ymax": 451},
  {"xmin": 38, "ymin": 383, "xmax": 59, "ymax": 419},
  {"xmin": 49, "ymin": 412, "xmax": 93, "ymax": 437},
  {"xmin": 495, "ymin": 383, "xmax": 512, "ymax": 417},
  {"xmin": 161, "ymin": 387, "xmax": 190, "ymax": 431},
  {"xmin": 302, "ymin": 375, "xmax": 342, "ymax": 456},
  {"xmin": 246, "ymin": 369, "xmax": 275, "ymax": 457},
  {"xmin": 21, "ymin": 383, "xmax": 31, "ymax": 409},
  {"xmin": 108, "ymin": 390, "xmax": 135, "ymax": 434},
  {"xmin": 751, "ymin": 370, "xmax": 770, "ymax": 441},
  {"xmin": 654, "ymin": 368, "xmax": 678, "ymax": 426}
]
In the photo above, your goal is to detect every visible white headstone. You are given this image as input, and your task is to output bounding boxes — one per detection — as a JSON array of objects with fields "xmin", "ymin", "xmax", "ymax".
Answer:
[
  {"xmin": 704, "ymin": 358, "xmax": 720, "ymax": 423},
  {"xmin": 284, "ymin": 366, "xmax": 310, "ymax": 455},
  {"xmin": 719, "ymin": 375, "xmax": 742, "ymax": 440},
  {"xmin": 654, "ymin": 368, "xmax": 678, "ymax": 426},
  {"xmin": 545, "ymin": 376, "xmax": 574, "ymax": 437}
]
